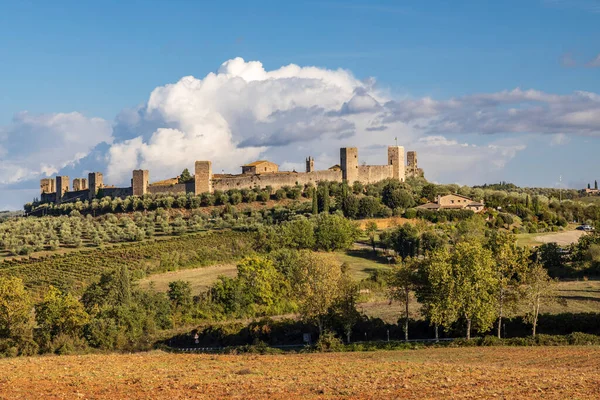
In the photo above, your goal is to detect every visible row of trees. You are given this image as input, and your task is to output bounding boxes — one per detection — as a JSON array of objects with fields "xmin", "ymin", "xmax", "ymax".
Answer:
[{"xmin": 386, "ymin": 227, "xmax": 558, "ymax": 340}]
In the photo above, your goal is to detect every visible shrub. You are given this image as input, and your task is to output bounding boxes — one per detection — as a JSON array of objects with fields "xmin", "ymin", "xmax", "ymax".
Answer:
[{"xmin": 315, "ymin": 331, "xmax": 345, "ymax": 352}]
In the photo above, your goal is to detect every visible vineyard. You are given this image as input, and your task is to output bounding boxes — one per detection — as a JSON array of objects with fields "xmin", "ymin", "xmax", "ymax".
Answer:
[{"xmin": 0, "ymin": 230, "xmax": 259, "ymax": 296}]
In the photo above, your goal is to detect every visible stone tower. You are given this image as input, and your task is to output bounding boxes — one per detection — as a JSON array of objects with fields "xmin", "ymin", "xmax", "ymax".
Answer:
[
  {"xmin": 407, "ymin": 151, "xmax": 418, "ymax": 175},
  {"xmin": 340, "ymin": 147, "xmax": 359, "ymax": 183},
  {"xmin": 306, "ymin": 157, "xmax": 314, "ymax": 173},
  {"xmin": 55, "ymin": 176, "xmax": 69, "ymax": 204},
  {"xmin": 132, "ymin": 170, "xmax": 149, "ymax": 196},
  {"xmin": 88, "ymin": 172, "xmax": 103, "ymax": 200},
  {"xmin": 387, "ymin": 146, "xmax": 406, "ymax": 182},
  {"xmin": 195, "ymin": 161, "xmax": 213, "ymax": 195},
  {"xmin": 73, "ymin": 178, "xmax": 88, "ymax": 191},
  {"xmin": 40, "ymin": 178, "xmax": 55, "ymax": 194}
]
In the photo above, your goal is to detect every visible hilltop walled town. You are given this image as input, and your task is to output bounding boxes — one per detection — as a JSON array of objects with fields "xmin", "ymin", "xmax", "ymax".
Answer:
[{"xmin": 39, "ymin": 146, "xmax": 424, "ymax": 205}]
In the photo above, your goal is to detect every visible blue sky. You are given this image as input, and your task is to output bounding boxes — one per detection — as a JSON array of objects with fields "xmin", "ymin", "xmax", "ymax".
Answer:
[{"xmin": 1, "ymin": 0, "xmax": 599, "ymax": 209}]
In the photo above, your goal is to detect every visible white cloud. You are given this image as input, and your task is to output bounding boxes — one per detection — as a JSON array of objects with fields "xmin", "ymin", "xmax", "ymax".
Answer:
[
  {"xmin": 3, "ymin": 57, "xmax": 600, "ymax": 210},
  {"xmin": 0, "ymin": 112, "xmax": 112, "ymax": 185}
]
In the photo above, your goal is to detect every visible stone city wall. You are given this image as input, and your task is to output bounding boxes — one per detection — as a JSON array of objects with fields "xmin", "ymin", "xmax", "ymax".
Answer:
[
  {"xmin": 357, "ymin": 165, "xmax": 394, "ymax": 184},
  {"xmin": 61, "ymin": 190, "xmax": 89, "ymax": 203},
  {"xmin": 101, "ymin": 187, "xmax": 133, "ymax": 199},
  {"xmin": 213, "ymin": 170, "xmax": 343, "ymax": 192}
]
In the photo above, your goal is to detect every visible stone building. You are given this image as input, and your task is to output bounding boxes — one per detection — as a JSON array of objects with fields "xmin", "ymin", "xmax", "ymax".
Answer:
[
  {"xmin": 39, "ymin": 145, "xmax": 423, "ymax": 205},
  {"xmin": 417, "ymin": 194, "xmax": 484, "ymax": 213},
  {"xmin": 242, "ymin": 160, "xmax": 279, "ymax": 175}
]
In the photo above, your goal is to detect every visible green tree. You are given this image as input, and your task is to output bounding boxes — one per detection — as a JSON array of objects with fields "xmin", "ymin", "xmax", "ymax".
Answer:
[
  {"xmin": 0, "ymin": 277, "xmax": 33, "ymax": 342},
  {"xmin": 167, "ymin": 281, "xmax": 192, "ymax": 308},
  {"xmin": 387, "ymin": 258, "xmax": 420, "ymax": 341},
  {"xmin": 382, "ymin": 182, "xmax": 415, "ymax": 210},
  {"xmin": 318, "ymin": 184, "xmax": 330, "ymax": 213},
  {"xmin": 365, "ymin": 221, "xmax": 378, "ymax": 252},
  {"xmin": 167, "ymin": 280, "xmax": 193, "ymax": 327},
  {"xmin": 486, "ymin": 231, "xmax": 528, "ymax": 338},
  {"xmin": 314, "ymin": 214, "xmax": 360, "ymax": 251},
  {"xmin": 332, "ymin": 264, "xmax": 360, "ymax": 343},
  {"xmin": 420, "ymin": 241, "xmax": 497, "ymax": 339},
  {"xmin": 522, "ymin": 263, "xmax": 557, "ymax": 337},
  {"xmin": 391, "ymin": 223, "xmax": 421, "ymax": 259},
  {"xmin": 278, "ymin": 217, "xmax": 316, "ymax": 249},
  {"xmin": 311, "ymin": 188, "xmax": 318, "ymax": 215},
  {"xmin": 178, "ymin": 168, "xmax": 193, "ymax": 184},
  {"xmin": 296, "ymin": 253, "xmax": 342, "ymax": 335},
  {"xmin": 35, "ymin": 286, "xmax": 89, "ymax": 352}
]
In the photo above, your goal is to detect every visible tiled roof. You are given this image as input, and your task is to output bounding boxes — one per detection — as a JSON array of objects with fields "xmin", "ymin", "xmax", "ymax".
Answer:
[{"xmin": 243, "ymin": 160, "xmax": 275, "ymax": 167}]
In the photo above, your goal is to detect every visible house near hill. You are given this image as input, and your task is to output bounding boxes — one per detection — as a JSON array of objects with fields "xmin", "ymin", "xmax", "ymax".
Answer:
[{"xmin": 418, "ymin": 194, "xmax": 485, "ymax": 213}]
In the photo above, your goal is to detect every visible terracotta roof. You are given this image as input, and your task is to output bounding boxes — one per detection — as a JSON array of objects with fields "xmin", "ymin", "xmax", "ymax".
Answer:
[
  {"xmin": 439, "ymin": 194, "xmax": 476, "ymax": 201},
  {"xmin": 243, "ymin": 160, "xmax": 276, "ymax": 167}
]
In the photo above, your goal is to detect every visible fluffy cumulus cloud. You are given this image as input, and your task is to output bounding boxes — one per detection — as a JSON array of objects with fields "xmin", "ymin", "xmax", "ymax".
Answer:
[
  {"xmin": 0, "ymin": 112, "xmax": 112, "ymax": 185},
  {"xmin": 3, "ymin": 57, "xmax": 600, "ymax": 209},
  {"xmin": 104, "ymin": 58, "xmax": 536, "ymax": 185}
]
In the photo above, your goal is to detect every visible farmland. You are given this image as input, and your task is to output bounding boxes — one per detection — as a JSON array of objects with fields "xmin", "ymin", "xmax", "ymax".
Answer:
[
  {"xmin": 0, "ymin": 230, "xmax": 258, "ymax": 296},
  {"xmin": 1, "ymin": 347, "xmax": 599, "ymax": 399}
]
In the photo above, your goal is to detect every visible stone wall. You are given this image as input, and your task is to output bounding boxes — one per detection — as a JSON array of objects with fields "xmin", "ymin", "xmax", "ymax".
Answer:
[
  {"xmin": 357, "ymin": 165, "xmax": 394, "ymax": 184},
  {"xmin": 213, "ymin": 170, "xmax": 342, "ymax": 192},
  {"xmin": 41, "ymin": 192, "xmax": 55, "ymax": 203},
  {"xmin": 101, "ymin": 187, "xmax": 133, "ymax": 199},
  {"xmin": 62, "ymin": 190, "xmax": 89, "ymax": 203},
  {"xmin": 148, "ymin": 183, "xmax": 188, "ymax": 195},
  {"xmin": 36, "ymin": 145, "xmax": 422, "ymax": 205}
]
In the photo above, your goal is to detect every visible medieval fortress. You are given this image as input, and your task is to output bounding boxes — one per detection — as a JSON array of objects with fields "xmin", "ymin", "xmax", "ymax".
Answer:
[{"xmin": 39, "ymin": 146, "xmax": 422, "ymax": 204}]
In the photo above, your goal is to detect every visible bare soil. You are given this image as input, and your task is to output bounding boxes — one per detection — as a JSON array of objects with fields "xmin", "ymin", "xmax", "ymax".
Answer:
[{"xmin": 1, "ymin": 347, "xmax": 599, "ymax": 399}]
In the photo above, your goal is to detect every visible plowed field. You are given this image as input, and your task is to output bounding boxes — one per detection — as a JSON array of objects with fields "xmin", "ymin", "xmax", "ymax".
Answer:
[{"xmin": 1, "ymin": 347, "xmax": 599, "ymax": 399}]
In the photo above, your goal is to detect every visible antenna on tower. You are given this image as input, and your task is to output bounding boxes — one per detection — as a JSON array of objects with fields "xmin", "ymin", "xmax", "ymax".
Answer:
[{"xmin": 559, "ymin": 175, "xmax": 562, "ymax": 203}]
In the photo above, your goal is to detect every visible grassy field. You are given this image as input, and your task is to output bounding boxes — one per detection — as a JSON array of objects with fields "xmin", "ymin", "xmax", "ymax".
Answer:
[
  {"xmin": 134, "ymin": 247, "xmax": 393, "ymax": 294},
  {"xmin": 515, "ymin": 225, "xmax": 585, "ymax": 247},
  {"xmin": 137, "ymin": 263, "xmax": 238, "ymax": 295},
  {"xmin": 1, "ymin": 347, "xmax": 599, "ymax": 399}
]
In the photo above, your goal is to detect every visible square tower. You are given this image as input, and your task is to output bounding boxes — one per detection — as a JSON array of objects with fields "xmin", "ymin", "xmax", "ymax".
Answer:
[
  {"xmin": 388, "ymin": 146, "xmax": 406, "ymax": 182},
  {"xmin": 40, "ymin": 178, "xmax": 55, "ymax": 194},
  {"xmin": 407, "ymin": 151, "xmax": 418, "ymax": 174},
  {"xmin": 340, "ymin": 147, "xmax": 358, "ymax": 183},
  {"xmin": 195, "ymin": 161, "xmax": 213, "ymax": 195},
  {"xmin": 132, "ymin": 169, "xmax": 149, "ymax": 196},
  {"xmin": 88, "ymin": 172, "xmax": 104, "ymax": 200},
  {"xmin": 56, "ymin": 176, "xmax": 69, "ymax": 204},
  {"xmin": 73, "ymin": 178, "xmax": 88, "ymax": 191},
  {"xmin": 306, "ymin": 156, "xmax": 314, "ymax": 173}
]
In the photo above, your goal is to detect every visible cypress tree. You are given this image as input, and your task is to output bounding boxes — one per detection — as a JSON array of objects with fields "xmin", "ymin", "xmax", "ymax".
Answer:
[
  {"xmin": 595, "ymin": 180, "xmax": 598, "ymax": 190},
  {"xmin": 323, "ymin": 184, "xmax": 330, "ymax": 214},
  {"xmin": 312, "ymin": 188, "xmax": 318, "ymax": 215}
]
